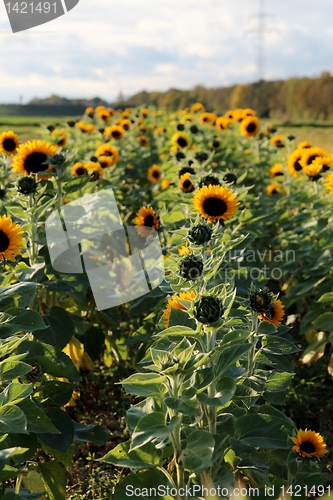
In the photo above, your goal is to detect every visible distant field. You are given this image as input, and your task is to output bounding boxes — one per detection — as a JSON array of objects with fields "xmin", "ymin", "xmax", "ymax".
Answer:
[
  {"xmin": 0, "ymin": 116, "xmax": 332, "ymax": 152},
  {"xmin": 274, "ymin": 121, "xmax": 333, "ymax": 153},
  {"xmin": 0, "ymin": 116, "xmax": 75, "ymax": 139}
]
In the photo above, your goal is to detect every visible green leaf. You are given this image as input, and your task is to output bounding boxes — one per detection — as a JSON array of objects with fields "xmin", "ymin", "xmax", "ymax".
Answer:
[
  {"xmin": 180, "ymin": 430, "xmax": 215, "ymax": 473},
  {"xmin": 317, "ymin": 292, "xmax": 333, "ymax": 303},
  {"xmin": 0, "ymin": 447, "xmax": 30, "ymax": 469},
  {"xmin": 257, "ymin": 321, "xmax": 278, "ymax": 335},
  {"xmin": 0, "ymin": 433, "xmax": 37, "ymax": 464},
  {"xmin": 312, "ymin": 312, "xmax": 333, "ymax": 331},
  {"xmin": 168, "ymin": 307, "xmax": 196, "ymax": 329},
  {"xmin": 131, "ymin": 413, "xmax": 180, "ymax": 451},
  {"xmin": 15, "ymin": 262, "xmax": 45, "ymax": 283},
  {"xmin": 265, "ymin": 372, "xmax": 294, "ymax": 393},
  {"xmin": 197, "ymin": 377, "xmax": 236, "ymax": 407},
  {"xmin": 235, "ymin": 413, "xmax": 294, "ymax": 449},
  {"xmin": 216, "ymin": 344, "xmax": 253, "ymax": 376},
  {"xmin": 155, "ymin": 326, "xmax": 197, "ymax": 337},
  {"xmin": 37, "ymin": 307, "xmax": 75, "ymax": 350},
  {"xmin": 0, "ymin": 359, "xmax": 32, "ymax": 381},
  {"xmin": 0, "ymin": 308, "xmax": 47, "ymax": 338},
  {"xmin": 164, "ymin": 396, "xmax": 200, "ymax": 417},
  {"xmin": 37, "ymin": 408, "xmax": 74, "ymax": 453},
  {"xmin": 63, "ymin": 176, "xmax": 89, "ymax": 194},
  {"xmin": 0, "ymin": 283, "xmax": 37, "ymax": 309},
  {"xmin": 16, "ymin": 341, "xmax": 81, "ymax": 382},
  {"xmin": 261, "ymin": 336, "xmax": 299, "ymax": 355},
  {"xmin": 0, "ymin": 405, "xmax": 28, "ymax": 434},
  {"xmin": 114, "ymin": 469, "xmax": 171, "ymax": 500},
  {"xmin": 0, "ymin": 383, "xmax": 33, "ymax": 405},
  {"xmin": 122, "ymin": 373, "xmax": 167, "ymax": 397},
  {"xmin": 73, "ymin": 421, "xmax": 111, "ymax": 446},
  {"xmin": 38, "ymin": 461, "xmax": 66, "ymax": 500},
  {"xmin": 101, "ymin": 440, "xmax": 162, "ymax": 468},
  {"xmin": 34, "ymin": 381, "xmax": 74, "ymax": 407},
  {"xmin": 17, "ymin": 399, "xmax": 60, "ymax": 434},
  {"xmin": 2, "ymin": 487, "xmax": 44, "ymax": 499}
]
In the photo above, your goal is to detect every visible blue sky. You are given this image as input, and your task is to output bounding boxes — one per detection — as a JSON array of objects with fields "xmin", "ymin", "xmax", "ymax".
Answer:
[{"xmin": 0, "ymin": 0, "xmax": 332, "ymax": 103}]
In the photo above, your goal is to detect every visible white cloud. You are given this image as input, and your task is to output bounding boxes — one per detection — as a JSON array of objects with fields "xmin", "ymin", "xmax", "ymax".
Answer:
[{"xmin": 0, "ymin": 0, "xmax": 332, "ymax": 102}]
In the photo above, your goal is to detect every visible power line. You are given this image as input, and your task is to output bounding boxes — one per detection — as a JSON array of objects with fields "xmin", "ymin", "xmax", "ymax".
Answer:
[{"xmin": 245, "ymin": 0, "xmax": 276, "ymax": 81}]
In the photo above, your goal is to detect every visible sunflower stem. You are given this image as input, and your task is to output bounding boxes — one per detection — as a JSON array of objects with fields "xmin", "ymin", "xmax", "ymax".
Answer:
[
  {"xmin": 247, "ymin": 312, "xmax": 259, "ymax": 377},
  {"xmin": 206, "ymin": 328, "xmax": 217, "ymax": 438},
  {"xmin": 56, "ymin": 177, "xmax": 63, "ymax": 211},
  {"xmin": 28, "ymin": 192, "xmax": 37, "ymax": 266}
]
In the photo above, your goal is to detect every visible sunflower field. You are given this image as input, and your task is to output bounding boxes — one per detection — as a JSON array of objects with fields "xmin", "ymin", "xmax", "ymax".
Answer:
[{"xmin": 0, "ymin": 103, "xmax": 332, "ymax": 500}]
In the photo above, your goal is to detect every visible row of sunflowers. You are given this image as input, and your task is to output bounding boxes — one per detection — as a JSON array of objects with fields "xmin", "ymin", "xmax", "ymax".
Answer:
[{"xmin": 0, "ymin": 102, "xmax": 332, "ymax": 499}]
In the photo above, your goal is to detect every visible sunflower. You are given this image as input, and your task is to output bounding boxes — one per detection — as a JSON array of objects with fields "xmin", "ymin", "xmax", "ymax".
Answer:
[
  {"xmin": 121, "ymin": 110, "xmax": 131, "ymax": 119},
  {"xmin": 0, "ymin": 214, "xmax": 24, "ymax": 262},
  {"xmin": 240, "ymin": 116, "xmax": 260, "ymax": 137},
  {"xmin": 241, "ymin": 108, "xmax": 256, "ymax": 119},
  {"xmin": 12, "ymin": 140, "xmax": 57, "ymax": 175},
  {"xmin": 139, "ymin": 135, "xmax": 149, "ymax": 147},
  {"xmin": 72, "ymin": 162, "xmax": 88, "ymax": 177},
  {"xmin": 95, "ymin": 106, "xmax": 106, "ymax": 114},
  {"xmin": 210, "ymin": 139, "xmax": 221, "ymax": 151},
  {"xmin": 86, "ymin": 162, "xmax": 104, "ymax": 181},
  {"xmin": 134, "ymin": 206, "xmax": 160, "ymax": 237},
  {"xmin": 193, "ymin": 184, "xmax": 239, "ymax": 223},
  {"xmin": 266, "ymin": 183, "xmax": 285, "ymax": 196},
  {"xmin": 215, "ymin": 116, "xmax": 228, "ymax": 131},
  {"xmin": 270, "ymin": 164, "xmax": 284, "ymax": 177},
  {"xmin": 104, "ymin": 125, "xmax": 125, "ymax": 140},
  {"xmin": 297, "ymin": 141, "xmax": 312, "ymax": 150},
  {"xmin": 98, "ymin": 155, "xmax": 113, "ymax": 169},
  {"xmin": 300, "ymin": 147, "xmax": 331, "ymax": 171},
  {"xmin": 97, "ymin": 109, "xmax": 111, "ymax": 122},
  {"xmin": 181, "ymin": 113, "xmax": 194, "ymax": 123},
  {"xmin": 171, "ymin": 132, "xmax": 191, "ymax": 149},
  {"xmin": 291, "ymin": 429, "xmax": 328, "ymax": 458},
  {"xmin": 75, "ymin": 122, "xmax": 95, "ymax": 133},
  {"xmin": 141, "ymin": 108, "xmax": 149, "ymax": 117},
  {"xmin": 302, "ymin": 158, "xmax": 323, "ymax": 179},
  {"xmin": 0, "ymin": 131, "xmax": 19, "ymax": 156},
  {"xmin": 51, "ymin": 129, "xmax": 67, "ymax": 147},
  {"xmin": 161, "ymin": 179, "xmax": 171, "ymax": 189},
  {"xmin": 120, "ymin": 119, "xmax": 131, "ymax": 131},
  {"xmin": 95, "ymin": 144, "xmax": 119, "ymax": 165},
  {"xmin": 270, "ymin": 135, "xmax": 286, "ymax": 148},
  {"xmin": 178, "ymin": 245, "xmax": 192, "ymax": 256},
  {"xmin": 287, "ymin": 150, "xmax": 303, "ymax": 178},
  {"xmin": 199, "ymin": 112, "xmax": 216, "ymax": 125},
  {"xmin": 258, "ymin": 299, "xmax": 284, "ymax": 327},
  {"xmin": 324, "ymin": 172, "xmax": 333, "ymax": 194},
  {"xmin": 224, "ymin": 110, "xmax": 236, "ymax": 122},
  {"xmin": 85, "ymin": 107, "xmax": 95, "ymax": 118},
  {"xmin": 162, "ymin": 290, "xmax": 196, "ymax": 328},
  {"xmin": 148, "ymin": 165, "xmax": 161, "ymax": 183},
  {"xmin": 191, "ymin": 102, "xmax": 205, "ymax": 113},
  {"xmin": 179, "ymin": 173, "xmax": 195, "ymax": 193}
]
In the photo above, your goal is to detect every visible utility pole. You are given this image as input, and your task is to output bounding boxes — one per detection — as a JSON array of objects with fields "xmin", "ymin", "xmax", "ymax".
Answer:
[{"xmin": 245, "ymin": 0, "xmax": 276, "ymax": 81}]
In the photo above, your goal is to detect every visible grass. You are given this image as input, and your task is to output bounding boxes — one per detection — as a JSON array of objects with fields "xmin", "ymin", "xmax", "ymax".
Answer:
[
  {"xmin": 0, "ymin": 116, "xmax": 76, "ymax": 140},
  {"xmin": 274, "ymin": 121, "xmax": 333, "ymax": 153}
]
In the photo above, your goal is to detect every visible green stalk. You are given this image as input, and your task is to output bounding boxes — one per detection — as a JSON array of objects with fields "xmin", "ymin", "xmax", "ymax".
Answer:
[
  {"xmin": 169, "ymin": 374, "xmax": 184, "ymax": 492},
  {"xmin": 206, "ymin": 328, "xmax": 217, "ymax": 436},
  {"xmin": 247, "ymin": 313, "xmax": 259, "ymax": 377}
]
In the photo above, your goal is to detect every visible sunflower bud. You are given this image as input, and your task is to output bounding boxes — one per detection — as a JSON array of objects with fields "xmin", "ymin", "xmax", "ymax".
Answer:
[
  {"xmin": 67, "ymin": 120, "xmax": 76, "ymax": 128},
  {"xmin": 223, "ymin": 173, "xmax": 237, "ymax": 184},
  {"xmin": 17, "ymin": 176, "xmax": 37, "ymax": 195},
  {"xmin": 195, "ymin": 151, "xmax": 209, "ymax": 163},
  {"xmin": 90, "ymin": 155, "xmax": 98, "ymax": 162},
  {"xmin": 175, "ymin": 151, "xmax": 186, "ymax": 161},
  {"xmin": 249, "ymin": 288, "xmax": 275, "ymax": 313},
  {"xmin": 199, "ymin": 175, "xmax": 220, "ymax": 188},
  {"xmin": 47, "ymin": 125, "xmax": 55, "ymax": 133},
  {"xmin": 180, "ymin": 256, "xmax": 203, "ymax": 280},
  {"xmin": 194, "ymin": 296, "xmax": 223, "ymax": 325},
  {"xmin": 189, "ymin": 225, "xmax": 212, "ymax": 245},
  {"xmin": 178, "ymin": 166, "xmax": 195, "ymax": 177},
  {"xmin": 177, "ymin": 124, "xmax": 185, "ymax": 131},
  {"xmin": 190, "ymin": 125, "xmax": 199, "ymax": 134}
]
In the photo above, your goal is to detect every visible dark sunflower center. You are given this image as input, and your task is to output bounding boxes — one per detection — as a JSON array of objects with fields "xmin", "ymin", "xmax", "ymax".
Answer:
[
  {"xmin": 3, "ymin": 138, "xmax": 16, "ymax": 152},
  {"xmin": 177, "ymin": 137, "xmax": 188, "ymax": 147},
  {"xmin": 294, "ymin": 160, "xmax": 302, "ymax": 171},
  {"xmin": 268, "ymin": 306, "xmax": 275, "ymax": 319},
  {"xmin": 144, "ymin": 214, "xmax": 155, "ymax": 227},
  {"xmin": 103, "ymin": 152, "xmax": 112, "ymax": 157},
  {"xmin": 90, "ymin": 171, "xmax": 100, "ymax": 181},
  {"xmin": 112, "ymin": 131, "xmax": 121, "ymax": 138},
  {"xmin": 76, "ymin": 167, "xmax": 87, "ymax": 176},
  {"xmin": 307, "ymin": 155, "xmax": 318, "ymax": 165},
  {"xmin": 183, "ymin": 180, "xmax": 192, "ymax": 189},
  {"xmin": 212, "ymin": 141, "xmax": 220, "ymax": 148},
  {"xmin": 24, "ymin": 152, "xmax": 48, "ymax": 174},
  {"xmin": 202, "ymin": 197, "xmax": 227, "ymax": 217},
  {"xmin": 299, "ymin": 441, "xmax": 316, "ymax": 453},
  {"xmin": 0, "ymin": 229, "xmax": 10, "ymax": 252},
  {"xmin": 153, "ymin": 170, "xmax": 160, "ymax": 179},
  {"xmin": 247, "ymin": 123, "xmax": 256, "ymax": 133}
]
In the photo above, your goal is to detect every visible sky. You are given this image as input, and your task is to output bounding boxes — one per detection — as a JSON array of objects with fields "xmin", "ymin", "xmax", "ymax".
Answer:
[{"xmin": 0, "ymin": 0, "xmax": 332, "ymax": 103}]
